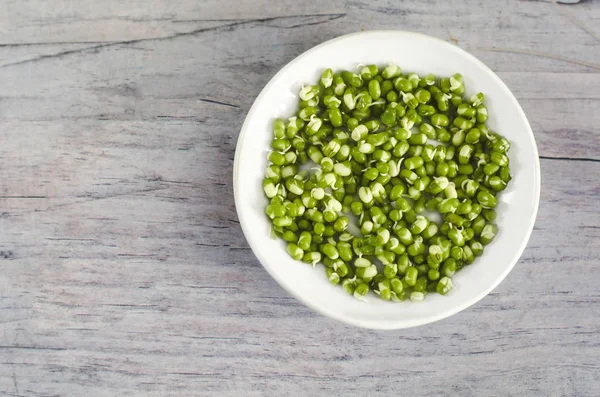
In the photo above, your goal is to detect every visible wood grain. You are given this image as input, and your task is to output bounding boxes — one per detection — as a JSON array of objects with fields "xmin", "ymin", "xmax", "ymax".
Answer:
[{"xmin": 1, "ymin": 0, "xmax": 599, "ymax": 396}]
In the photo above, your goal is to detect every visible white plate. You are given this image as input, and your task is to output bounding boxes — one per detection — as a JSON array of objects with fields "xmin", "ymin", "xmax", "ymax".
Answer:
[{"xmin": 234, "ymin": 31, "xmax": 540, "ymax": 329}]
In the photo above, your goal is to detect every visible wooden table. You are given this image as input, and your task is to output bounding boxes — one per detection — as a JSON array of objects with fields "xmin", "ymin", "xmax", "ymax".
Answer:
[{"xmin": 1, "ymin": 1, "xmax": 599, "ymax": 395}]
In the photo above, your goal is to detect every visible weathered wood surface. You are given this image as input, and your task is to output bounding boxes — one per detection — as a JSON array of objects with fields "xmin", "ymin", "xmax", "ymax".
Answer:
[{"xmin": 0, "ymin": 0, "xmax": 599, "ymax": 396}]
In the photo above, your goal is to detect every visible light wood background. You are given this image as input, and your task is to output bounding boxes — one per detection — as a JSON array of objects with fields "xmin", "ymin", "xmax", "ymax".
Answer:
[{"xmin": 1, "ymin": 0, "xmax": 599, "ymax": 396}]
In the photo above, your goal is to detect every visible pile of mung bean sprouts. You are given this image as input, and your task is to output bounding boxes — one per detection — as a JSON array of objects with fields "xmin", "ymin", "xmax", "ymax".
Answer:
[{"xmin": 263, "ymin": 64, "xmax": 512, "ymax": 302}]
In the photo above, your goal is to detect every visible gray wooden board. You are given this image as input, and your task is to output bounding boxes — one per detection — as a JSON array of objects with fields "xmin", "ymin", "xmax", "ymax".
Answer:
[{"xmin": 0, "ymin": 0, "xmax": 599, "ymax": 396}]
